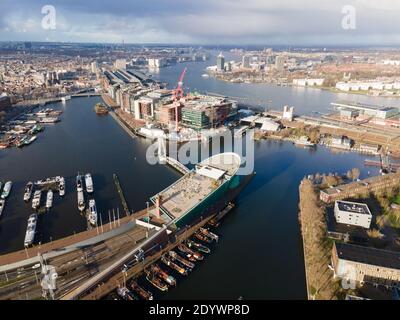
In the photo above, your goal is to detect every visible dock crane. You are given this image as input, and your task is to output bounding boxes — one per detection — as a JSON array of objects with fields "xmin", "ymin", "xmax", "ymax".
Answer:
[{"xmin": 172, "ymin": 67, "xmax": 187, "ymax": 132}]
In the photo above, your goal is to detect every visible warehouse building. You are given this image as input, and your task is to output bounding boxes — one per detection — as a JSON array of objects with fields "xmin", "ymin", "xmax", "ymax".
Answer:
[
  {"xmin": 331, "ymin": 101, "xmax": 399, "ymax": 119},
  {"xmin": 332, "ymin": 242, "xmax": 400, "ymax": 288}
]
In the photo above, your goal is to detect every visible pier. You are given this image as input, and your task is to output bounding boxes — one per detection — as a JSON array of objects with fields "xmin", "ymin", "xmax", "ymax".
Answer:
[
  {"xmin": 64, "ymin": 212, "xmax": 216, "ymax": 300},
  {"xmin": 113, "ymin": 173, "xmax": 130, "ymax": 216}
]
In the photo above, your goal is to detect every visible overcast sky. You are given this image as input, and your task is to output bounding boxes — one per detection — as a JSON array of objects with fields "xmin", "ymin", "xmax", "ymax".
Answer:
[{"xmin": 1, "ymin": 0, "xmax": 400, "ymax": 45}]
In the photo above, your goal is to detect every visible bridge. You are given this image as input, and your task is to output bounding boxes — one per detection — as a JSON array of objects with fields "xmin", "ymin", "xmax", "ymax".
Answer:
[{"xmin": 157, "ymin": 137, "xmax": 190, "ymax": 175}]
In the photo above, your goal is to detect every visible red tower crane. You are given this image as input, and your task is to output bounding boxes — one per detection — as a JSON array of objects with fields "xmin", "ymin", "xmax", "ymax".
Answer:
[{"xmin": 172, "ymin": 67, "xmax": 187, "ymax": 132}]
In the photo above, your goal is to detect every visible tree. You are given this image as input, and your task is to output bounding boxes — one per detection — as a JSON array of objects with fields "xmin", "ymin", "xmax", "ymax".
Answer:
[
  {"xmin": 324, "ymin": 175, "xmax": 339, "ymax": 187},
  {"xmin": 351, "ymin": 167, "xmax": 360, "ymax": 181}
]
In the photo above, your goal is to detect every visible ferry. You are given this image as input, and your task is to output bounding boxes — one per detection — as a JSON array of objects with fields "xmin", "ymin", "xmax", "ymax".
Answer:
[
  {"xmin": 168, "ymin": 250, "xmax": 195, "ymax": 269},
  {"xmin": 199, "ymin": 227, "xmax": 219, "ymax": 242},
  {"xmin": 0, "ymin": 200, "xmax": 5, "ymax": 218},
  {"xmin": 145, "ymin": 270, "xmax": 168, "ymax": 292},
  {"xmin": 77, "ymin": 190, "xmax": 85, "ymax": 211},
  {"xmin": 161, "ymin": 255, "xmax": 188, "ymax": 276},
  {"xmin": 186, "ymin": 239, "xmax": 210, "ymax": 254},
  {"xmin": 76, "ymin": 174, "xmax": 83, "ymax": 192},
  {"xmin": 1, "ymin": 181, "xmax": 12, "ymax": 199},
  {"xmin": 150, "ymin": 264, "xmax": 177, "ymax": 286},
  {"xmin": 46, "ymin": 190, "xmax": 53, "ymax": 209},
  {"xmin": 88, "ymin": 199, "xmax": 97, "ymax": 225},
  {"xmin": 130, "ymin": 281, "xmax": 153, "ymax": 300},
  {"xmin": 116, "ymin": 287, "xmax": 136, "ymax": 301},
  {"xmin": 149, "ymin": 153, "xmax": 245, "ymax": 229},
  {"xmin": 58, "ymin": 177, "xmax": 65, "ymax": 196},
  {"xmin": 85, "ymin": 173, "xmax": 94, "ymax": 193},
  {"xmin": 24, "ymin": 214, "xmax": 37, "ymax": 247},
  {"xmin": 23, "ymin": 182, "xmax": 34, "ymax": 202},
  {"xmin": 177, "ymin": 243, "xmax": 203, "ymax": 261},
  {"xmin": 32, "ymin": 190, "xmax": 41, "ymax": 209}
]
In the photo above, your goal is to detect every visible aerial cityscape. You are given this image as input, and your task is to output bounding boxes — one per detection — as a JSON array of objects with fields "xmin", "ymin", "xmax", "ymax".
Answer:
[{"xmin": 1, "ymin": 0, "xmax": 400, "ymax": 307}]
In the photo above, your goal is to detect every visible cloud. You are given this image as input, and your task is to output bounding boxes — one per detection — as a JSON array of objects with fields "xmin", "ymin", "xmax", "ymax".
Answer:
[{"xmin": 0, "ymin": 0, "xmax": 399, "ymax": 45}]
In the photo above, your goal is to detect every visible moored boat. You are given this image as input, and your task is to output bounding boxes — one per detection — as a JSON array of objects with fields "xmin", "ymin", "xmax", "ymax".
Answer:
[
  {"xmin": 23, "ymin": 182, "xmax": 34, "ymax": 202},
  {"xmin": 85, "ymin": 173, "xmax": 93, "ymax": 193},
  {"xmin": 145, "ymin": 270, "xmax": 168, "ymax": 292},
  {"xmin": 32, "ymin": 190, "xmax": 41, "ymax": 209},
  {"xmin": 0, "ymin": 199, "xmax": 5, "ymax": 218},
  {"xmin": 186, "ymin": 239, "xmax": 210, "ymax": 254},
  {"xmin": 88, "ymin": 199, "xmax": 97, "ymax": 225},
  {"xmin": 58, "ymin": 177, "xmax": 65, "ymax": 196},
  {"xmin": 177, "ymin": 243, "xmax": 203, "ymax": 261},
  {"xmin": 168, "ymin": 250, "xmax": 195, "ymax": 269},
  {"xmin": 194, "ymin": 231, "xmax": 212, "ymax": 244},
  {"xmin": 24, "ymin": 213, "xmax": 37, "ymax": 247},
  {"xmin": 199, "ymin": 227, "xmax": 219, "ymax": 242},
  {"xmin": 130, "ymin": 281, "xmax": 153, "ymax": 300},
  {"xmin": 116, "ymin": 287, "xmax": 136, "ymax": 300},
  {"xmin": 294, "ymin": 136, "xmax": 316, "ymax": 147},
  {"xmin": 46, "ymin": 189, "xmax": 53, "ymax": 209},
  {"xmin": 1, "ymin": 181, "xmax": 12, "ymax": 199},
  {"xmin": 150, "ymin": 264, "xmax": 176, "ymax": 286},
  {"xmin": 77, "ymin": 190, "xmax": 85, "ymax": 211},
  {"xmin": 76, "ymin": 174, "xmax": 83, "ymax": 192},
  {"xmin": 161, "ymin": 255, "xmax": 188, "ymax": 276}
]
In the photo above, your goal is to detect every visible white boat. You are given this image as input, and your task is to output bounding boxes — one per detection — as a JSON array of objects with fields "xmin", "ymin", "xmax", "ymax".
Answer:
[
  {"xmin": 78, "ymin": 190, "xmax": 85, "ymax": 211},
  {"xmin": 201, "ymin": 73, "xmax": 210, "ymax": 78},
  {"xmin": 85, "ymin": 173, "xmax": 93, "ymax": 193},
  {"xmin": 32, "ymin": 190, "xmax": 41, "ymax": 209},
  {"xmin": 294, "ymin": 136, "xmax": 316, "ymax": 147},
  {"xmin": 0, "ymin": 200, "xmax": 5, "ymax": 218},
  {"xmin": 35, "ymin": 177, "xmax": 58, "ymax": 186},
  {"xmin": 58, "ymin": 177, "xmax": 65, "ymax": 196},
  {"xmin": 76, "ymin": 174, "xmax": 83, "ymax": 192},
  {"xmin": 24, "ymin": 214, "xmax": 37, "ymax": 247},
  {"xmin": 40, "ymin": 117, "xmax": 59, "ymax": 123},
  {"xmin": 88, "ymin": 199, "xmax": 97, "ymax": 226},
  {"xmin": 46, "ymin": 190, "xmax": 53, "ymax": 209},
  {"xmin": 61, "ymin": 95, "xmax": 71, "ymax": 103},
  {"xmin": 23, "ymin": 182, "xmax": 34, "ymax": 202},
  {"xmin": 1, "ymin": 181, "xmax": 12, "ymax": 199}
]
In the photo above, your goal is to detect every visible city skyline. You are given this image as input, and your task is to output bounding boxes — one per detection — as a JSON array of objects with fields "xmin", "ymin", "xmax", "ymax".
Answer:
[{"xmin": 1, "ymin": 0, "xmax": 400, "ymax": 45}]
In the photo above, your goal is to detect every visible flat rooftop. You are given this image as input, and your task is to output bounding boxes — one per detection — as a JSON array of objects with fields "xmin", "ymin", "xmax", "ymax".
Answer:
[
  {"xmin": 335, "ymin": 242, "xmax": 400, "ymax": 270},
  {"xmin": 332, "ymin": 101, "xmax": 397, "ymax": 112},
  {"xmin": 336, "ymin": 200, "xmax": 371, "ymax": 215},
  {"xmin": 152, "ymin": 153, "xmax": 241, "ymax": 221},
  {"xmin": 182, "ymin": 95, "xmax": 230, "ymax": 111}
]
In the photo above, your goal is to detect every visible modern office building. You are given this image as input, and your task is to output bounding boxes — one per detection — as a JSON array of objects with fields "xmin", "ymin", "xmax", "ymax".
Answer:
[
  {"xmin": 334, "ymin": 200, "xmax": 372, "ymax": 229},
  {"xmin": 275, "ymin": 55, "xmax": 286, "ymax": 71},
  {"xmin": 181, "ymin": 95, "xmax": 236, "ymax": 130},
  {"xmin": 242, "ymin": 55, "xmax": 251, "ymax": 68},
  {"xmin": 217, "ymin": 52, "xmax": 225, "ymax": 72}
]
